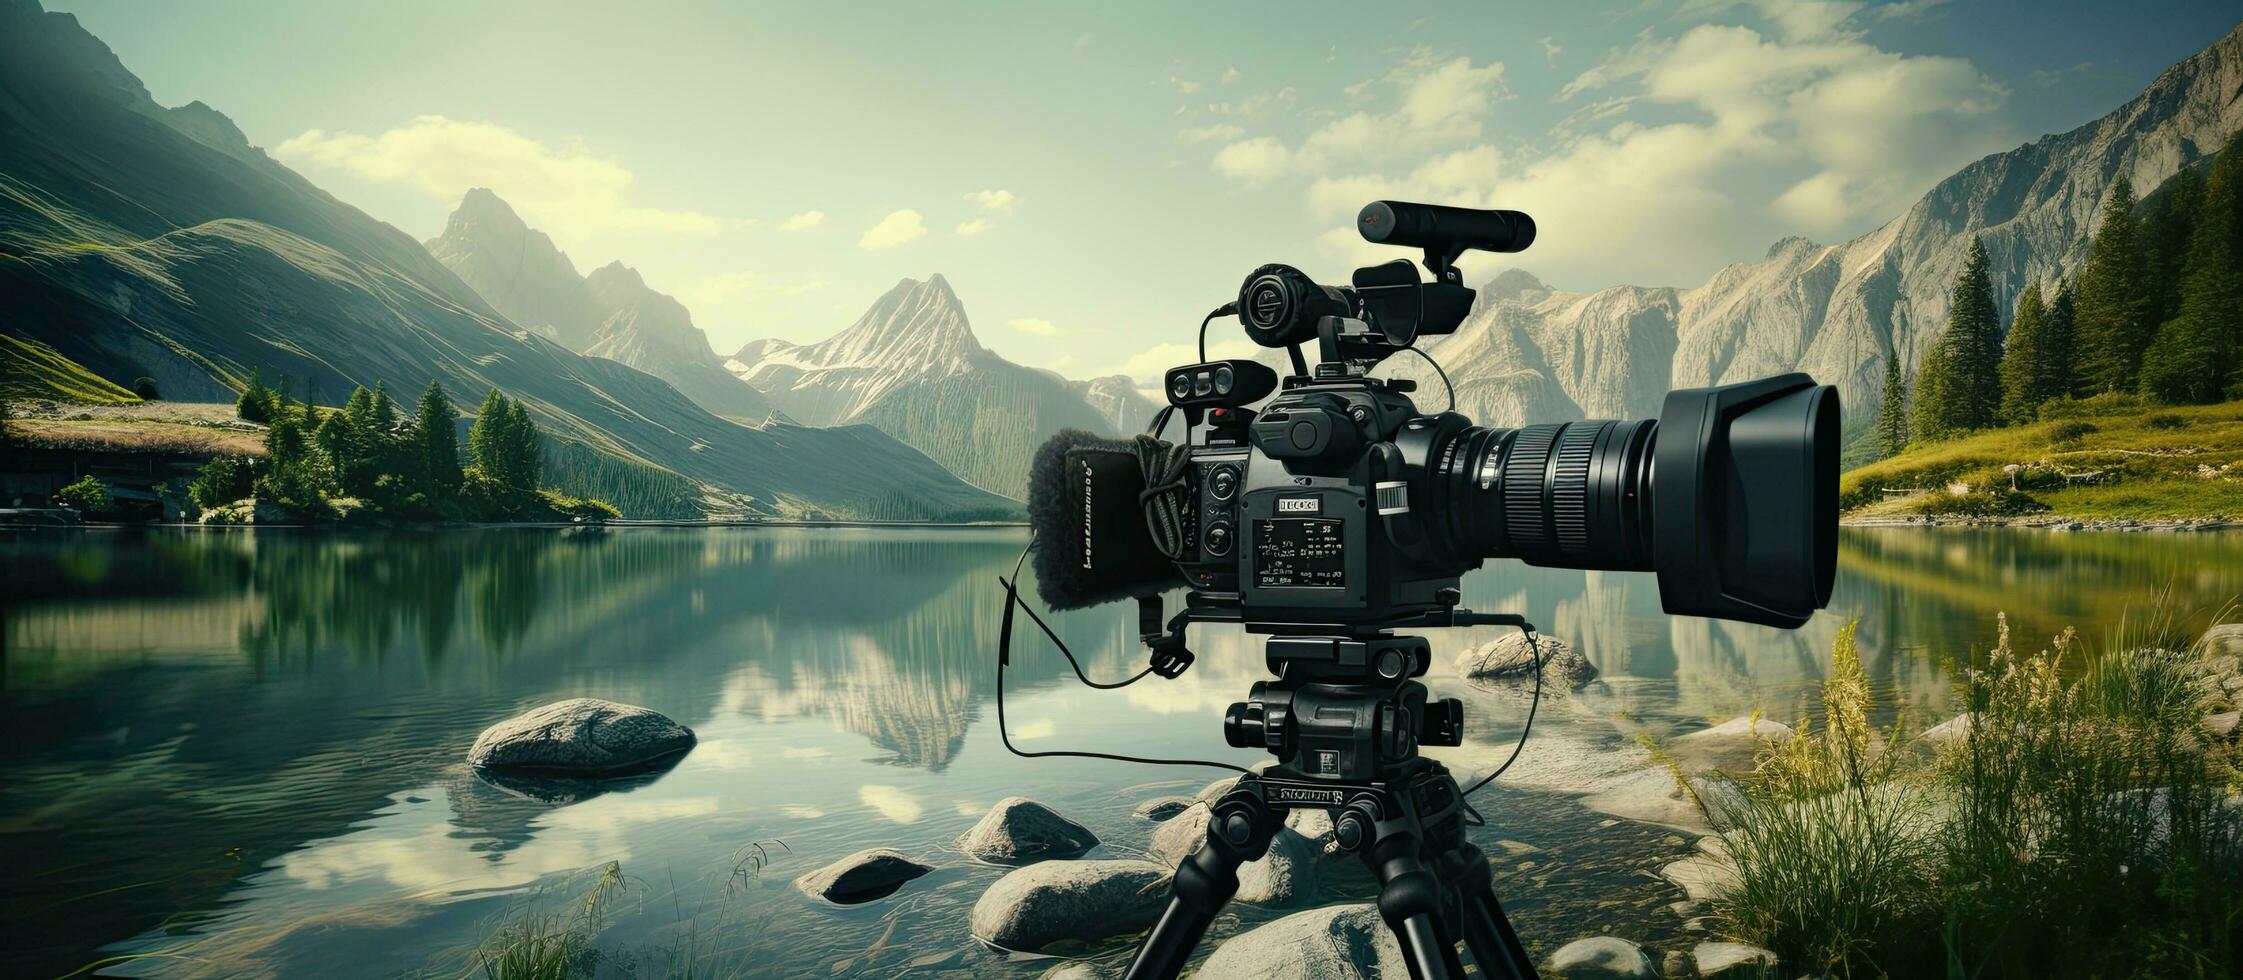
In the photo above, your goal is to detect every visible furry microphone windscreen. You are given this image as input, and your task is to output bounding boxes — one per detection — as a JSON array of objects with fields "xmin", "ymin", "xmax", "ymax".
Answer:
[{"xmin": 1024, "ymin": 429, "xmax": 1177, "ymax": 610}]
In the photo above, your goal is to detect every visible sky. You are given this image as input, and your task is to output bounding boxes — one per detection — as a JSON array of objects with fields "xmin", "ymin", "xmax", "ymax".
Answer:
[{"xmin": 49, "ymin": 0, "xmax": 2243, "ymax": 383}]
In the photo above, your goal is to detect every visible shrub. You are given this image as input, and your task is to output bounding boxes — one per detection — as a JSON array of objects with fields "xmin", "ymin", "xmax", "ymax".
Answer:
[
  {"xmin": 52, "ymin": 475, "xmax": 110, "ymax": 512},
  {"xmin": 542, "ymin": 491, "xmax": 621, "ymax": 522},
  {"xmin": 2145, "ymin": 412, "xmax": 2190, "ymax": 430},
  {"xmin": 130, "ymin": 376, "xmax": 159, "ymax": 400},
  {"xmin": 188, "ymin": 456, "xmax": 257, "ymax": 511},
  {"xmin": 2046, "ymin": 420, "xmax": 2099, "ymax": 446}
]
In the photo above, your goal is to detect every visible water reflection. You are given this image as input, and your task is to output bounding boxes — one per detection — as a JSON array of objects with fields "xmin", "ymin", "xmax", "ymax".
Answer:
[{"xmin": 1, "ymin": 527, "xmax": 2237, "ymax": 977}]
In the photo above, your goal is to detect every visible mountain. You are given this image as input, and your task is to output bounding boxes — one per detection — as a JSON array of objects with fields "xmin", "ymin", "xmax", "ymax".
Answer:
[
  {"xmin": 424, "ymin": 189, "xmax": 769, "ymax": 421},
  {"xmin": 1386, "ymin": 20, "xmax": 2243, "ymax": 447},
  {"xmin": 0, "ymin": 0, "xmax": 1010, "ymax": 521},
  {"xmin": 1071, "ymin": 374, "xmax": 1164, "ymax": 436},
  {"xmin": 726, "ymin": 275, "xmax": 1121, "ymax": 497}
]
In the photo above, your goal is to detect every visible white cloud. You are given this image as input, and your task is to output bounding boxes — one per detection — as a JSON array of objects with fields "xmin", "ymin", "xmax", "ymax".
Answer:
[
  {"xmin": 778, "ymin": 210, "xmax": 824, "ymax": 231},
  {"xmin": 1008, "ymin": 317, "xmax": 1057, "ymax": 336},
  {"xmin": 1540, "ymin": 36, "xmax": 1564, "ymax": 67},
  {"xmin": 964, "ymin": 189, "xmax": 1017, "ymax": 211},
  {"xmin": 955, "ymin": 217, "xmax": 994, "ymax": 237},
  {"xmin": 858, "ymin": 784, "xmax": 923, "ymax": 824},
  {"xmin": 1120, "ymin": 339, "xmax": 1258, "ymax": 385},
  {"xmin": 275, "ymin": 115, "xmax": 719, "ymax": 241},
  {"xmin": 1010, "ymin": 718, "xmax": 1057, "ymax": 739},
  {"xmin": 1169, "ymin": 76, "xmax": 1202, "ymax": 94},
  {"xmin": 1211, "ymin": 137, "xmax": 1293, "ymax": 185},
  {"xmin": 687, "ymin": 272, "xmax": 824, "ymax": 306},
  {"xmin": 1221, "ymin": 66, "xmax": 1241, "ymax": 84},
  {"xmin": 858, "ymin": 209, "xmax": 927, "ymax": 250},
  {"xmin": 1179, "ymin": 124, "xmax": 1246, "ymax": 144}
]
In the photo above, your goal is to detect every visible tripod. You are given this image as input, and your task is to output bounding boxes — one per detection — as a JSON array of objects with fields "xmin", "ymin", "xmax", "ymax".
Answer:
[{"xmin": 1120, "ymin": 630, "xmax": 1542, "ymax": 980}]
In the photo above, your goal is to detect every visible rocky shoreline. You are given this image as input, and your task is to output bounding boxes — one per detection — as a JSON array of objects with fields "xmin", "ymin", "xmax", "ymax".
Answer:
[{"xmin": 1844, "ymin": 514, "xmax": 2239, "ymax": 531}]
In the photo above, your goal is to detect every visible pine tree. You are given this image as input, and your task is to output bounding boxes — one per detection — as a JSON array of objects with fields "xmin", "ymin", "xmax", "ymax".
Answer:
[
  {"xmin": 368, "ymin": 380, "xmax": 400, "ymax": 435},
  {"xmin": 2073, "ymin": 176, "xmax": 2154, "ymax": 394},
  {"xmin": 500, "ymin": 398, "xmax": 542, "ymax": 490},
  {"xmin": 2141, "ymin": 148, "xmax": 2243, "ymax": 404},
  {"xmin": 1913, "ymin": 237, "xmax": 2002, "ymax": 439},
  {"xmin": 236, "ymin": 369, "xmax": 277, "ymax": 424},
  {"xmin": 414, "ymin": 380, "xmax": 462, "ymax": 497},
  {"xmin": 1875, "ymin": 353, "xmax": 1909, "ymax": 458},
  {"xmin": 1997, "ymin": 282, "xmax": 2054, "ymax": 424},
  {"xmin": 2141, "ymin": 165, "xmax": 2204, "ymax": 326},
  {"xmin": 2042, "ymin": 278, "xmax": 2076, "ymax": 399},
  {"xmin": 469, "ymin": 387, "xmax": 510, "ymax": 479},
  {"xmin": 258, "ymin": 390, "xmax": 315, "ymax": 504}
]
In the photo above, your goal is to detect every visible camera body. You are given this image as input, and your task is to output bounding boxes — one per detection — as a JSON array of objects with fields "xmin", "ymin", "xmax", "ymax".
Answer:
[{"xmin": 1164, "ymin": 368, "xmax": 1467, "ymax": 627}]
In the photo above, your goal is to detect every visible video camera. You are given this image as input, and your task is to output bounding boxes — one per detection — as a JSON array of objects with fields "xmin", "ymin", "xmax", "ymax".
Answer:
[{"xmin": 1025, "ymin": 200, "xmax": 1838, "ymax": 640}]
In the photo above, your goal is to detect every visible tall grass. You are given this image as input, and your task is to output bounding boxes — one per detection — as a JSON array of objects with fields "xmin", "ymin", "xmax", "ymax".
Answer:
[{"xmin": 1701, "ymin": 613, "xmax": 2243, "ymax": 977}]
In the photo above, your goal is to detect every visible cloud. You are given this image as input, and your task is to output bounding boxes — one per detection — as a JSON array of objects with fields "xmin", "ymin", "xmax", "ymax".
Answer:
[
  {"xmin": 1008, "ymin": 317, "xmax": 1057, "ymax": 336},
  {"xmin": 778, "ymin": 210, "xmax": 824, "ymax": 231},
  {"xmin": 955, "ymin": 217, "xmax": 994, "ymax": 237},
  {"xmin": 1120, "ymin": 339, "xmax": 1258, "ymax": 385},
  {"xmin": 1221, "ymin": 67, "xmax": 1241, "ymax": 84},
  {"xmin": 1169, "ymin": 76, "xmax": 1203, "ymax": 94},
  {"xmin": 1207, "ymin": 56, "xmax": 1505, "ymax": 183},
  {"xmin": 275, "ymin": 115, "xmax": 719, "ymax": 241},
  {"xmin": 964, "ymin": 189, "xmax": 1017, "ymax": 211},
  {"xmin": 1010, "ymin": 718, "xmax": 1057, "ymax": 739},
  {"xmin": 1178, "ymin": 123, "xmax": 1246, "ymax": 144},
  {"xmin": 1539, "ymin": 36, "xmax": 1564, "ymax": 67},
  {"xmin": 858, "ymin": 209, "xmax": 927, "ymax": 250},
  {"xmin": 687, "ymin": 272, "xmax": 824, "ymax": 306},
  {"xmin": 1211, "ymin": 137, "xmax": 1293, "ymax": 185},
  {"xmin": 858, "ymin": 784, "xmax": 923, "ymax": 824}
]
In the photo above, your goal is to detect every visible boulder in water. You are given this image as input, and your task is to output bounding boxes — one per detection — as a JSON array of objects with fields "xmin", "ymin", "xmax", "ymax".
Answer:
[
  {"xmin": 969, "ymin": 859, "xmax": 1170, "ymax": 953},
  {"xmin": 956, "ymin": 797, "xmax": 1099, "ymax": 864},
  {"xmin": 1133, "ymin": 796, "xmax": 1194, "ymax": 821},
  {"xmin": 1147, "ymin": 806, "xmax": 1323, "ymax": 905},
  {"xmin": 1197, "ymin": 903, "xmax": 1406, "ymax": 978},
  {"xmin": 792, "ymin": 848, "xmax": 932, "ymax": 904},
  {"xmin": 1457, "ymin": 634, "xmax": 1598, "ymax": 688},
  {"xmin": 467, "ymin": 698, "xmax": 695, "ymax": 775},
  {"xmin": 1544, "ymin": 936, "xmax": 1657, "ymax": 979},
  {"xmin": 1693, "ymin": 940, "xmax": 1779, "ymax": 976}
]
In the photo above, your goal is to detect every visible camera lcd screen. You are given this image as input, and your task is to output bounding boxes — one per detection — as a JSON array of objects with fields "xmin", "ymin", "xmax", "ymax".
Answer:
[{"xmin": 1253, "ymin": 518, "xmax": 1346, "ymax": 588}]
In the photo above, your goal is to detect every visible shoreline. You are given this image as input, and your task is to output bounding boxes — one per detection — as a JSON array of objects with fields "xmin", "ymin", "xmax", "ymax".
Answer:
[{"xmin": 1844, "ymin": 514, "xmax": 2239, "ymax": 531}]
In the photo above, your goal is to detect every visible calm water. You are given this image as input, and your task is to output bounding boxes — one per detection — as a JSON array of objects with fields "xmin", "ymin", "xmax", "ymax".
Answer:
[{"xmin": 3, "ymin": 526, "xmax": 2238, "ymax": 978}]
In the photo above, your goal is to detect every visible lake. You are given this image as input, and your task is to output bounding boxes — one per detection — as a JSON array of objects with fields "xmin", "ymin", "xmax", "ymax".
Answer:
[{"xmin": 4, "ymin": 526, "xmax": 2239, "ymax": 978}]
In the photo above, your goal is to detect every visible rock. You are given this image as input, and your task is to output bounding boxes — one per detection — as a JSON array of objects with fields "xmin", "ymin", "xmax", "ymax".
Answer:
[
  {"xmin": 1667, "ymin": 717, "xmax": 1797, "ymax": 772},
  {"xmin": 1661, "ymin": 852, "xmax": 1741, "ymax": 904},
  {"xmin": 2200, "ymin": 624, "xmax": 2243, "ymax": 658},
  {"xmin": 1133, "ymin": 796, "xmax": 1194, "ymax": 821},
  {"xmin": 1457, "ymin": 634, "xmax": 1599, "ymax": 688},
  {"xmin": 467, "ymin": 698, "xmax": 696, "ymax": 775},
  {"xmin": 1544, "ymin": 936, "xmax": 1657, "ymax": 978},
  {"xmin": 1148, "ymin": 806, "xmax": 1323, "ymax": 904},
  {"xmin": 1919, "ymin": 713, "xmax": 1976, "ymax": 745},
  {"xmin": 1194, "ymin": 776, "xmax": 1238, "ymax": 804},
  {"xmin": 956, "ymin": 797, "xmax": 1100, "ymax": 864},
  {"xmin": 2206, "ymin": 711, "xmax": 2240, "ymax": 738},
  {"xmin": 1694, "ymin": 940, "xmax": 1779, "ymax": 977},
  {"xmin": 791, "ymin": 848, "xmax": 932, "ymax": 904},
  {"xmin": 1039, "ymin": 963, "xmax": 1116, "ymax": 980},
  {"xmin": 1661, "ymin": 949, "xmax": 1693, "ymax": 978},
  {"xmin": 968, "ymin": 859, "xmax": 1170, "ymax": 953},
  {"xmin": 1198, "ymin": 903, "xmax": 1407, "ymax": 978}
]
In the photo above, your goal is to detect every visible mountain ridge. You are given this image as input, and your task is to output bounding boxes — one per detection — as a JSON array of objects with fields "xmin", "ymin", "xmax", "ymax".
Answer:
[{"xmin": 1386, "ymin": 19, "xmax": 2243, "ymax": 446}]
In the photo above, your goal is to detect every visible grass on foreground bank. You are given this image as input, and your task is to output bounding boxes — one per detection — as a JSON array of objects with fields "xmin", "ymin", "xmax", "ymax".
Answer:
[
  {"xmin": 1699, "ymin": 613, "xmax": 2243, "ymax": 978},
  {"xmin": 1842, "ymin": 394, "xmax": 2243, "ymax": 522}
]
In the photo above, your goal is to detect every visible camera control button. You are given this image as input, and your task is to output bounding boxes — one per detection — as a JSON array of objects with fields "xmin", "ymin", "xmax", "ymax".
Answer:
[
  {"xmin": 1204, "ymin": 522, "xmax": 1234, "ymax": 556},
  {"xmin": 1209, "ymin": 466, "xmax": 1239, "ymax": 500}
]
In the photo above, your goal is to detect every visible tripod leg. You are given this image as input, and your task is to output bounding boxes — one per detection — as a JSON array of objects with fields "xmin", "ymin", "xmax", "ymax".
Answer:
[
  {"xmin": 1367, "ymin": 834, "xmax": 1466, "ymax": 980},
  {"xmin": 1441, "ymin": 841, "xmax": 1540, "ymax": 980},
  {"xmin": 1122, "ymin": 790, "xmax": 1280, "ymax": 980}
]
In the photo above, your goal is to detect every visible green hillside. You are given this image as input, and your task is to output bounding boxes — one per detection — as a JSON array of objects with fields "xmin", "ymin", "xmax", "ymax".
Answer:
[
  {"xmin": 0, "ymin": 1, "xmax": 1014, "ymax": 522},
  {"xmin": 0, "ymin": 334, "xmax": 138, "ymax": 403},
  {"xmin": 1842, "ymin": 395, "xmax": 2243, "ymax": 522}
]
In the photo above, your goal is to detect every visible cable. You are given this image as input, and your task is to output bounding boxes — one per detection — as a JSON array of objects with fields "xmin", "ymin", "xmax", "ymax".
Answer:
[
  {"xmin": 1459, "ymin": 624, "xmax": 1544, "ymax": 798},
  {"xmin": 994, "ymin": 542, "xmax": 1251, "ymax": 774},
  {"xmin": 1135, "ymin": 436, "xmax": 1193, "ymax": 560},
  {"xmin": 1196, "ymin": 303, "xmax": 1237, "ymax": 363},
  {"xmin": 1400, "ymin": 345, "xmax": 1456, "ymax": 414}
]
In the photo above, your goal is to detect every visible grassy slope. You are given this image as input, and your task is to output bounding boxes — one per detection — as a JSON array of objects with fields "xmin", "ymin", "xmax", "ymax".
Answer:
[
  {"xmin": 1842, "ymin": 396, "xmax": 2243, "ymax": 521},
  {"xmin": 0, "ymin": 334, "xmax": 139, "ymax": 403}
]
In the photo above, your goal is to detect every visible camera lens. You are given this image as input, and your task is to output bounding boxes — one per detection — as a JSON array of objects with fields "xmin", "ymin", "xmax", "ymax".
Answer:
[
  {"xmin": 1213, "ymin": 365, "xmax": 1235, "ymax": 394},
  {"xmin": 1430, "ymin": 419, "xmax": 1657, "ymax": 571}
]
